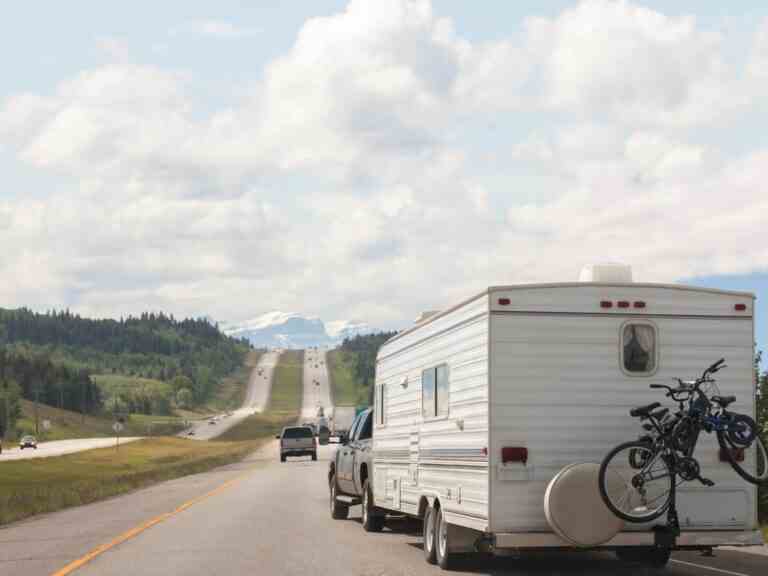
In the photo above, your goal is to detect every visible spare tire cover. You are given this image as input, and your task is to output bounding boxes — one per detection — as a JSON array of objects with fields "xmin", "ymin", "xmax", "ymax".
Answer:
[{"xmin": 544, "ymin": 462, "xmax": 624, "ymax": 547}]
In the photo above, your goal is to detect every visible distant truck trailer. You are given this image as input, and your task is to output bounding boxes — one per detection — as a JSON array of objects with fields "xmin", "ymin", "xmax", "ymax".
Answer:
[{"xmin": 331, "ymin": 406, "xmax": 356, "ymax": 437}]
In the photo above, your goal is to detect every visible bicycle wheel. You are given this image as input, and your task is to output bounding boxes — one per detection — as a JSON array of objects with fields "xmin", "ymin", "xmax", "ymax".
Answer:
[
  {"xmin": 717, "ymin": 427, "xmax": 768, "ymax": 485},
  {"xmin": 599, "ymin": 440, "xmax": 674, "ymax": 523}
]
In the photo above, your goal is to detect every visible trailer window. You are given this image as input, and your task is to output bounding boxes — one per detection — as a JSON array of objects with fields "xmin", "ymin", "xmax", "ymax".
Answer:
[
  {"xmin": 622, "ymin": 323, "xmax": 657, "ymax": 374},
  {"xmin": 422, "ymin": 368, "xmax": 435, "ymax": 418},
  {"xmin": 422, "ymin": 364, "xmax": 449, "ymax": 418},
  {"xmin": 376, "ymin": 384, "xmax": 385, "ymax": 426}
]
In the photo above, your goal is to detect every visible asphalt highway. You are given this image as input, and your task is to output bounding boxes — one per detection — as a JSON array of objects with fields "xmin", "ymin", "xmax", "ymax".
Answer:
[
  {"xmin": 300, "ymin": 347, "xmax": 332, "ymax": 421},
  {"xmin": 183, "ymin": 350, "xmax": 280, "ymax": 440},
  {"xmin": 3, "ymin": 441, "xmax": 766, "ymax": 576},
  {"xmin": 0, "ymin": 437, "xmax": 142, "ymax": 461}
]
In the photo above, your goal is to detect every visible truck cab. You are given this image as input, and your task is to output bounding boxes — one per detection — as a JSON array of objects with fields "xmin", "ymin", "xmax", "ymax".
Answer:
[{"xmin": 328, "ymin": 408, "xmax": 381, "ymax": 530}]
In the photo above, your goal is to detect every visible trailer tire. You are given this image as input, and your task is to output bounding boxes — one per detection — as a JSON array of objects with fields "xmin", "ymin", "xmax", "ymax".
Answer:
[
  {"xmin": 434, "ymin": 506, "xmax": 456, "ymax": 570},
  {"xmin": 615, "ymin": 547, "xmax": 671, "ymax": 568},
  {"xmin": 329, "ymin": 474, "xmax": 349, "ymax": 520},
  {"xmin": 361, "ymin": 479, "xmax": 384, "ymax": 532},
  {"xmin": 423, "ymin": 506, "xmax": 437, "ymax": 564}
]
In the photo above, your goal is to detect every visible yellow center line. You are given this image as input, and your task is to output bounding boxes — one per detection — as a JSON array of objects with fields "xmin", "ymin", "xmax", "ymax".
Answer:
[{"xmin": 51, "ymin": 472, "xmax": 251, "ymax": 576}]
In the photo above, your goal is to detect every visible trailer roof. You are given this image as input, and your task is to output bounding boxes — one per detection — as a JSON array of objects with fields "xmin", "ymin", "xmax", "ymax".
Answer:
[{"xmin": 384, "ymin": 282, "xmax": 755, "ymax": 347}]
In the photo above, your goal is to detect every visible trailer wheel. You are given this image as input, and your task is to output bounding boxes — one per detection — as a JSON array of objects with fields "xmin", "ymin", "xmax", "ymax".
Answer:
[
  {"xmin": 615, "ymin": 547, "xmax": 671, "ymax": 568},
  {"xmin": 329, "ymin": 474, "xmax": 349, "ymax": 520},
  {"xmin": 361, "ymin": 479, "xmax": 384, "ymax": 532},
  {"xmin": 423, "ymin": 506, "xmax": 437, "ymax": 564},
  {"xmin": 434, "ymin": 506, "xmax": 456, "ymax": 570}
]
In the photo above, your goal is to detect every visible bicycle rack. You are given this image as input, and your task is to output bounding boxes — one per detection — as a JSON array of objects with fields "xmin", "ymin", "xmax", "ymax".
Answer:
[{"xmin": 653, "ymin": 471, "xmax": 680, "ymax": 548}]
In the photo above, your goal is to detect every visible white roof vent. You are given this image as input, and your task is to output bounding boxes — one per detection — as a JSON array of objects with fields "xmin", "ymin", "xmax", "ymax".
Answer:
[
  {"xmin": 415, "ymin": 310, "xmax": 440, "ymax": 324},
  {"xmin": 579, "ymin": 264, "xmax": 633, "ymax": 283}
]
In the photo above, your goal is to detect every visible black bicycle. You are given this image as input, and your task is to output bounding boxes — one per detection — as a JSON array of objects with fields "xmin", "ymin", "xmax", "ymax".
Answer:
[{"xmin": 598, "ymin": 358, "xmax": 768, "ymax": 524}]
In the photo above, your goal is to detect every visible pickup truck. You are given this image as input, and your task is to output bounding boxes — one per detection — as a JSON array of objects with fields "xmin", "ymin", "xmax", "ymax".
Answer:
[
  {"xmin": 328, "ymin": 408, "xmax": 383, "ymax": 531},
  {"xmin": 277, "ymin": 426, "xmax": 317, "ymax": 462}
]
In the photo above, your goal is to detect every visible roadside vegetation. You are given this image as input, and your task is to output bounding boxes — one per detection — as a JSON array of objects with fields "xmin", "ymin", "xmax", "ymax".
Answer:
[
  {"xmin": 207, "ymin": 350, "xmax": 263, "ymax": 412},
  {"xmin": 327, "ymin": 332, "xmax": 396, "ymax": 407},
  {"xmin": 0, "ymin": 437, "xmax": 261, "ymax": 525},
  {"xmin": 215, "ymin": 412, "xmax": 297, "ymax": 442},
  {"xmin": 0, "ymin": 308, "xmax": 251, "ymax": 441},
  {"xmin": 756, "ymin": 352, "xmax": 767, "ymax": 526},
  {"xmin": 269, "ymin": 350, "xmax": 304, "ymax": 413}
]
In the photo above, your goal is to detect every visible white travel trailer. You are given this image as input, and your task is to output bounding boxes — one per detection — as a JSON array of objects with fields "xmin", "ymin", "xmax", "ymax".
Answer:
[{"xmin": 371, "ymin": 266, "xmax": 763, "ymax": 568}]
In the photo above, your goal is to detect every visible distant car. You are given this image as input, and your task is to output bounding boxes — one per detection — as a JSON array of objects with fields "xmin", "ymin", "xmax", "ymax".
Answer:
[
  {"xmin": 208, "ymin": 419, "xmax": 216, "ymax": 425},
  {"xmin": 277, "ymin": 426, "xmax": 317, "ymax": 462},
  {"xmin": 20, "ymin": 435, "xmax": 37, "ymax": 450}
]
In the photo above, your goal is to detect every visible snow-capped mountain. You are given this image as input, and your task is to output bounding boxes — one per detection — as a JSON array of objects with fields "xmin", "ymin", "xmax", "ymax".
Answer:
[{"xmin": 221, "ymin": 312, "xmax": 375, "ymax": 348}]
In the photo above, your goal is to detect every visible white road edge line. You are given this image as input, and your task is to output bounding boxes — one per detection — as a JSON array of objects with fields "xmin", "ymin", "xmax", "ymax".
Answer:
[{"xmin": 670, "ymin": 559, "xmax": 750, "ymax": 576}]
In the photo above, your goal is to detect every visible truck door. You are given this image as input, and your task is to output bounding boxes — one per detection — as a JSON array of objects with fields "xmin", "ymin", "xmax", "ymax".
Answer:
[
  {"xmin": 338, "ymin": 412, "xmax": 364, "ymax": 493},
  {"xmin": 352, "ymin": 411, "xmax": 373, "ymax": 494}
]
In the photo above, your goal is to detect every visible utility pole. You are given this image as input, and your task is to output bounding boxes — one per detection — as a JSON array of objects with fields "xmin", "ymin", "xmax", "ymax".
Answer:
[
  {"xmin": 34, "ymin": 386, "xmax": 40, "ymax": 436},
  {"xmin": 81, "ymin": 376, "xmax": 86, "ymax": 424}
]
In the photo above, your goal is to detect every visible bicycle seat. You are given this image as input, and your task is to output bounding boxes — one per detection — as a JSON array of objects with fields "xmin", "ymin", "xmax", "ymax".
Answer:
[
  {"xmin": 630, "ymin": 402, "xmax": 661, "ymax": 418},
  {"xmin": 712, "ymin": 395, "xmax": 736, "ymax": 407},
  {"xmin": 650, "ymin": 407, "xmax": 669, "ymax": 420}
]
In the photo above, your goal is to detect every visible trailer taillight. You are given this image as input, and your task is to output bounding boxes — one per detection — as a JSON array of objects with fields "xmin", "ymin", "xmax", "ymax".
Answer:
[
  {"xmin": 502, "ymin": 446, "xmax": 528, "ymax": 465},
  {"xmin": 498, "ymin": 298, "xmax": 511, "ymax": 306},
  {"xmin": 734, "ymin": 304, "xmax": 747, "ymax": 311},
  {"xmin": 719, "ymin": 447, "xmax": 744, "ymax": 462},
  {"xmin": 633, "ymin": 301, "xmax": 646, "ymax": 309},
  {"xmin": 600, "ymin": 301, "xmax": 612, "ymax": 309},
  {"xmin": 617, "ymin": 301, "xmax": 630, "ymax": 308}
]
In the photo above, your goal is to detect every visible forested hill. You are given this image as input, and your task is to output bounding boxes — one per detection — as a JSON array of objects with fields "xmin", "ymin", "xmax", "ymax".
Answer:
[
  {"xmin": 0, "ymin": 308, "xmax": 235, "ymax": 357},
  {"xmin": 0, "ymin": 308, "xmax": 251, "ymax": 416}
]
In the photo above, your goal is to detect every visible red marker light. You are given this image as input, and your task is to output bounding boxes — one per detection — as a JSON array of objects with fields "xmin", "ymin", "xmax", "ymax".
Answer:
[
  {"xmin": 600, "ymin": 301, "xmax": 613, "ymax": 308},
  {"xmin": 634, "ymin": 301, "xmax": 646, "ymax": 309},
  {"xmin": 734, "ymin": 304, "xmax": 747, "ymax": 311},
  {"xmin": 617, "ymin": 301, "xmax": 630, "ymax": 308},
  {"xmin": 502, "ymin": 446, "xmax": 528, "ymax": 465},
  {"xmin": 498, "ymin": 298, "xmax": 511, "ymax": 306}
]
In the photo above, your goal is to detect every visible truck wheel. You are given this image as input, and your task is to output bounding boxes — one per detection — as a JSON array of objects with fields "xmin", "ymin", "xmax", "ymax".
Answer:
[
  {"xmin": 434, "ymin": 506, "xmax": 456, "ymax": 570},
  {"xmin": 330, "ymin": 475, "xmax": 349, "ymax": 519},
  {"xmin": 423, "ymin": 506, "xmax": 437, "ymax": 564},
  {"xmin": 615, "ymin": 547, "xmax": 671, "ymax": 568},
  {"xmin": 361, "ymin": 479, "xmax": 384, "ymax": 532}
]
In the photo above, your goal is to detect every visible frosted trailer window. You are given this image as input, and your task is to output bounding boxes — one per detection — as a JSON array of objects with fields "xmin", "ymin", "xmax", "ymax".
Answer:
[
  {"xmin": 436, "ymin": 364, "xmax": 449, "ymax": 416},
  {"xmin": 422, "ymin": 368, "xmax": 435, "ymax": 418},
  {"xmin": 623, "ymin": 324, "xmax": 656, "ymax": 373}
]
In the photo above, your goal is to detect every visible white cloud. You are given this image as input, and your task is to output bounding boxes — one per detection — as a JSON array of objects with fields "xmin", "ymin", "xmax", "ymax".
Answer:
[{"xmin": 1, "ymin": 0, "xmax": 767, "ymax": 329}]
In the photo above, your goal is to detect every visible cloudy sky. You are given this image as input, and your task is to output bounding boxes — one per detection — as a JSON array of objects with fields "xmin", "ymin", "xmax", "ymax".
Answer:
[{"xmin": 1, "ymin": 0, "xmax": 766, "ymax": 347}]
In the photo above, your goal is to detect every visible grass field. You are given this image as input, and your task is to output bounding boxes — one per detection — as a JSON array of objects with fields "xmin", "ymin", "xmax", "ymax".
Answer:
[
  {"xmin": 214, "ymin": 412, "xmax": 298, "ymax": 442},
  {"xmin": 213, "ymin": 351, "xmax": 303, "ymax": 442},
  {"xmin": 207, "ymin": 349, "xmax": 263, "ymax": 411},
  {"xmin": 91, "ymin": 373, "xmax": 170, "ymax": 394},
  {"xmin": 269, "ymin": 350, "xmax": 304, "ymax": 413},
  {"xmin": 0, "ymin": 437, "xmax": 262, "ymax": 526},
  {"xmin": 14, "ymin": 399, "xmax": 148, "ymax": 442}
]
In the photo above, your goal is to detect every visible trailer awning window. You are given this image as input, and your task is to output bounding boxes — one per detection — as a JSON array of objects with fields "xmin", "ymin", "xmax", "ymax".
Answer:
[
  {"xmin": 422, "ymin": 364, "xmax": 449, "ymax": 418},
  {"xmin": 622, "ymin": 323, "xmax": 656, "ymax": 374}
]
